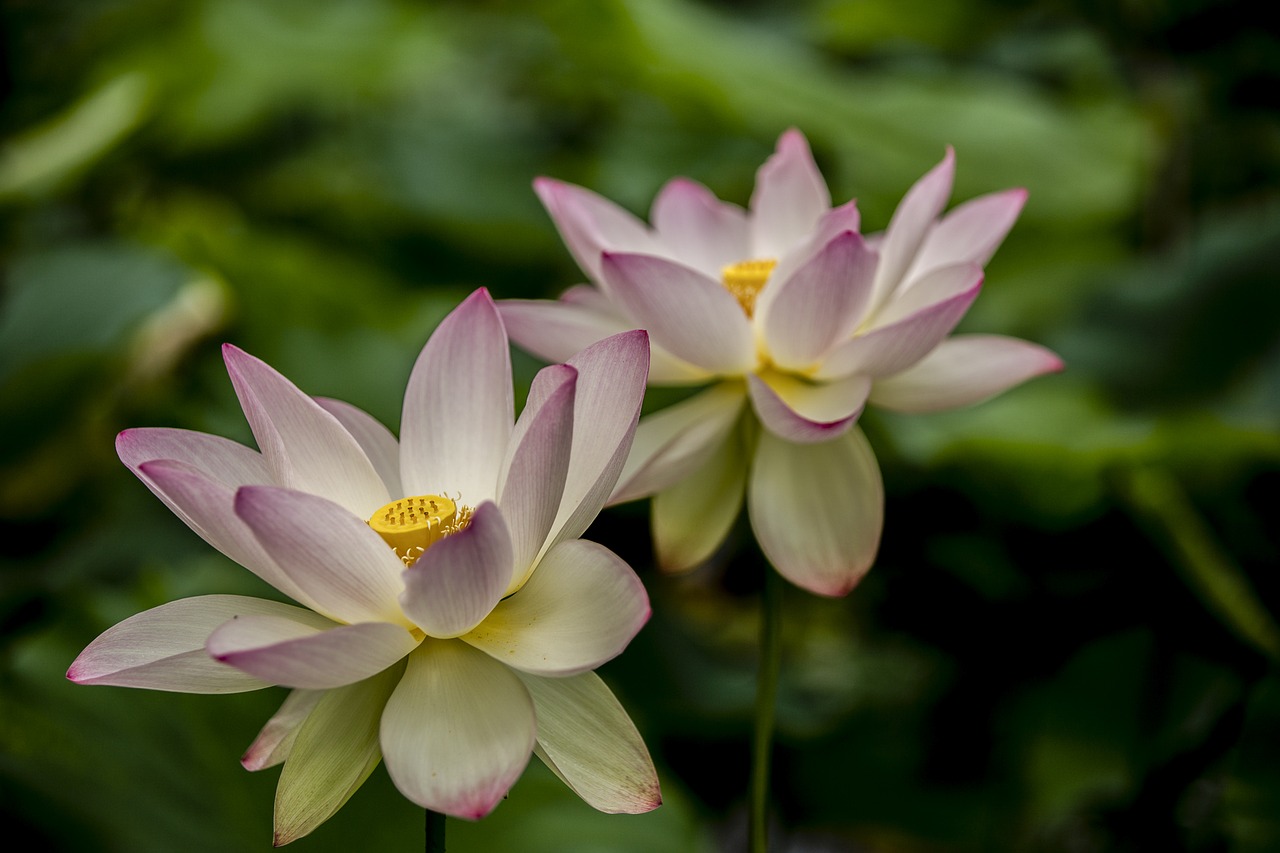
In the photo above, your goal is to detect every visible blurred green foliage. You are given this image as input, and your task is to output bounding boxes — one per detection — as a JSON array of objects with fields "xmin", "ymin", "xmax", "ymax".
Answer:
[{"xmin": 2, "ymin": 0, "xmax": 1277, "ymax": 850}]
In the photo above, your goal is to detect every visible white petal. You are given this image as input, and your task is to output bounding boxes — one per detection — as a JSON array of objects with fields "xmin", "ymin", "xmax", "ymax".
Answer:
[
  {"xmin": 207, "ymin": 616, "xmax": 417, "ymax": 689},
  {"xmin": 534, "ymin": 177, "xmax": 657, "ymax": 283},
  {"xmin": 650, "ymin": 177, "xmax": 750, "ymax": 277},
  {"xmin": 542, "ymin": 330, "xmax": 651, "ymax": 553},
  {"xmin": 462, "ymin": 539, "xmax": 649, "ymax": 676},
  {"xmin": 869, "ymin": 147, "xmax": 954, "ymax": 311},
  {"xmin": 652, "ymin": 424, "xmax": 747, "ymax": 573},
  {"xmin": 611, "ymin": 382, "xmax": 745, "ymax": 504},
  {"xmin": 222, "ymin": 345, "xmax": 389, "ymax": 518},
  {"xmin": 67, "ymin": 595, "xmax": 304, "ymax": 693},
  {"xmin": 116, "ymin": 427, "xmax": 270, "ymax": 488},
  {"xmin": 600, "ymin": 252, "xmax": 757, "ymax": 375},
  {"xmin": 381, "ymin": 640, "xmax": 535, "ymax": 819},
  {"xmin": 516, "ymin": 671, "xmax": 661, "ymax": 814},
  {"xmin": 234, "ymin": 486, "xmax": 409, "ymax": 626},
  {"xmin": 498, "ymin": 365, "xmax": 575, "ymax": 581},
  {"xmin": 749, "ymin": 427, "xmax": 883, "ymax": 596},
  {"xmin": 907, "ymin": 187, "xmax": 1027, "ymax": 281},
  {"xmin": 400, "ymin": 502, "xmax": 512, "ymax": 638},
  {"xmin": 761, "ymin": 230, "xmax": 878, "ymax": 370},
  {"xmin": 273, "ymin": 665, "xmax": 402, "ymax": 846},
  {"xmin": 134, "ymin": 459, "xmax": 317, "ymax": 608},
  {"xmin": 749, "ymin": 129, "xmax": 831, "ymax": 258},
  {"xmin": 242, "ymin": 689, "xmax": 324, "ymax": 771},
  {"xmin": 747, "ymin": 372, "xmax": 870, "ymax": 443},
  {"xmin": 817, "ymin": 263, "xmax": 983, "ymax": 379},
  {"xmin": 869, "ymin": 334, "xmax": 1064, "ymax": 413},
  {"xmin": 314, "ymin": 397, "xmax": 403, "ymax": 499}
]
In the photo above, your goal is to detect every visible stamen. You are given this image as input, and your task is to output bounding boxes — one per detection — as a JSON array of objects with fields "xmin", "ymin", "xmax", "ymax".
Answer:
[
  {"xmin": 368, "ymin": 495, "xmax": 474, "ymax": 567},
  {"xmin": 722, "ymin": 258, "xmax": 777, "ymax": 316}
]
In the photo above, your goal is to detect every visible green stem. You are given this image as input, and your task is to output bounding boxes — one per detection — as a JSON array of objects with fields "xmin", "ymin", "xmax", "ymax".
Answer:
[
  {"xmin": 425, "ymin": 808, "xmax": 446, "ymax": 853},
  {"xmin": 750, "ymin": 566, "xmax": 783, "ymax": 853}
]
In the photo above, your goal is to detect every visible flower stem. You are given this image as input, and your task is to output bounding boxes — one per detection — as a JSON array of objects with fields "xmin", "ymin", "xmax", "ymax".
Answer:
[
  {"xmin": 750, "ymin": 565, "xmax": 783, "ymax": 853},
  {"xmin": 425, "ymin": 808, "xmax": 446, "ymax": 853}
]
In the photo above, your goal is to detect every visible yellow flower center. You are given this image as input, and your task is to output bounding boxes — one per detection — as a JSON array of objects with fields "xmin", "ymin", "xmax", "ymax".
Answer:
[
  {"xmin": 721, "ymin": 258, "xmax": 777, "ymax": 317},
  {"xmin": 368, "ymin": 494, "xmax": 473, "ymax": 567}
]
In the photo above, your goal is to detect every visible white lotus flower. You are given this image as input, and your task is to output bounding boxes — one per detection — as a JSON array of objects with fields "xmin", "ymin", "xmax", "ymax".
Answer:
[
  {"xmin": 68, "ymin": 289, "xmax": 660, "ymax": 844},
  {"xmin": 499, "ymin": 130, "xmax": 1062, "ymax": 596}
]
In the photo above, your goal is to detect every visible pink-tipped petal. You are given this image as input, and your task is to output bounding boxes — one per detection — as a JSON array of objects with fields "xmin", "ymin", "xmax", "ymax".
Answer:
[
  {"xmin": 235, "ymin": 486, "xmax": 409, "ymax": 626},
  {"xmin": 534, "ymin": 178, "xmax": 656, "ymax": 283},
  {"xmin": 747, "ymin": 372, "xmax": 870, "ymax": 444},
  {"xmin": 67, "ymin": 595, "xmax": 305, "ymax": 693},
  {"xmin": 870, "ymin": 147, "xmax": 955, "ymax": 310},
  {"xmin": 542, "ymin": 330, "xmax": 651, "ymax": 550},
  {"xmin": 134, "ymin": 459, "xmax": 317, "ymax": 608},
  {"xmin": 242, "ymin": 689, "xmax": 323, "ymax": 771},
  {"xmin": 869, "ymin": 334, "xmax": 1064, "ymax": 413},
  {"xmin": 650, "ymin": 177, "xmax": 750, "ymax": 277},
  {"xmin": 818, "ymin": 263, "xmax": 983, "ymax": 379},
  {"xmin": 314, "ymin": 397, "xmax": 402, "ymax": 499},
  {"xmin": 652, "ymin": 426, "xmax": 746, "ymax": 573},
  {"xmin": 400, "ymin": 289, "xmax": 513, "ymax": 506},
  {"xmin": 381, "ymin": 640, "xmax": 536, "ymax": 820},
  {"xmin": 207, "ymin": 616, "xmax": 417, "ymax": 690},
  {"xmin": 516, "ymin": 671, "xmax": 662, "ymax": 814},
  {"xmin": 498, "ymin": 366, "xmax": 576, "ymax": 581},
  {"xmin": 749, "ymin": 129, "xmax": 832, "ymax": 258},
  {"xmin": 611, "ymin": 382, "xmax": 745, "ymax": 504},
  {"xmin": 462, "ymin": 540, "xmax": 649, "ymax": 677},
  {"xmin": 761, "ymin": 231, "xmax": 878, "ymax": 370},
  {"xmin": 749, "ymin": 427, "xmax": 883, "ymax": 596},
  {"xmin": 117, "ymin": 427, "xmax": 270, "ymax": 488},
  {"xmin": 400, "ymin": 502, "xmax": 512, "ymax": 638},
  {"xmin": 273, "ymin": 666, "xmax": 401, "ymax": 846},
  {"xmin": 908, "ymin": 187, "xmax": 1027, "ymax": 281},
  {"xmin": 601, "ymin": 252, "xmax": 756, "ymax": 375},
  {"xmin": 757, "ymin": 199, "xmax": 864, "ymax": 321},
  {"xmin": 222, "ymin": 346, "xmax": 390, "ymax": 518}
]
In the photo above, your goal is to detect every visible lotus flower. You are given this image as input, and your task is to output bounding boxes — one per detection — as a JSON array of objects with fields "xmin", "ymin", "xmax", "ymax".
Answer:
[
  {"xmin": 499, "ymin": 130, "xmax": 1062, "ymax": 596},
  {"xmin": 68, "ymin": 289, "xmax": 660, "ymax": 844}
]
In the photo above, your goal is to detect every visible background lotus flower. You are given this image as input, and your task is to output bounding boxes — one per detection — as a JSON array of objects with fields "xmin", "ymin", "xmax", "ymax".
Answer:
[
  {"xmin": 67, "ymin": 289, "xmax": 659, "ymax": 844},
  {"xmin": 500, "ymin": 130, "xmax": 1062, "ymax": 596}
]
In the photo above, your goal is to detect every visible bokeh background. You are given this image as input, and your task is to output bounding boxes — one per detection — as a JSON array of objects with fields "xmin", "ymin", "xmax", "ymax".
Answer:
[{"xmin": 2, "ymin": 0, "xmax": 1278, "ymax": 850}]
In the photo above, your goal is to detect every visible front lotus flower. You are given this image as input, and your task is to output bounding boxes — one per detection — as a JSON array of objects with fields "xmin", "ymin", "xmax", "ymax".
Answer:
[
  {"xmin": 499, "ymin": 129, "xmax": 1062, "ymax": 596},
  {"xmin": 68, "ymin": 289, "xmax": 660, "ymax": 844}
]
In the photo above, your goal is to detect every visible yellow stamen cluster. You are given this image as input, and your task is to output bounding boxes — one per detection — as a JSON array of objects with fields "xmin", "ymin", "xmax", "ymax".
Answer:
[
  {"xmin": 368, "ymin": 495, "xmax": 473, "ymax": 567},
  {"xmin": 721, "ymin": 258, "xmax": 778, "ymax": 317}
]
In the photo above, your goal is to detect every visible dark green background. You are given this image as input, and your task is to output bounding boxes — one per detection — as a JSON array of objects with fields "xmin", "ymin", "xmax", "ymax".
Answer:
[{"xmin": 2, "ymin": 0, "xmax": 1277, "ymax": 850}]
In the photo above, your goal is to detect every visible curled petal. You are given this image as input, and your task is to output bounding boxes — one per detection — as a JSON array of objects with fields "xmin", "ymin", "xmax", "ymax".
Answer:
[
  {"xmin": 534, "ymin": 178, "xmax": 656, "ymax": 283},
  {"xmin": 242, "ymin": 689, "xmax": 324, "ymax": 771},
  {"xmin": 870, "ymin": 147, "xmax": 955, "ymax": 311},
  {"xmin": 273, "ymin": 665, "xmax": 402, "ymax": 846},
  {"xmin": 749, "ymin": 427, "xmax": 883, "ymax": 596},
  {"xmin": 652, "ymin": 424, "xmax": 747, "ymax": 573},
  {"xmin": 611, "ymin": 382, "xmax": 745, "ymax": 505},
  {"xmin": 235, "ymin": 486, "xmax": 408, "ymax": 626},
  {"xmin": 516, "ymin": 671, "xmax": 661, "ymax": 814},
  {"xmin": 463, "ymin": 540, "xmax": 649, "ymax": 676},
  {"xmin": 400, "ymin": 502, "xmax": 512, "ymax": 638},
  {"xmin": 761, "ymin": 231, "xmax": 878, "ymax": 370},
  {"xmin": 869, "ymin": 334, "xmax": 1064, "ymax": 413},
  {"xmin": 400, "ymin": 288, "xmax": 513, "ymax": 505},
  {"xmin": 600, "ymin": 252, "xmax": 756, "ymax": 375},
  {"xmin": 314, "ymin": 397, "xmax": 402, "ymax": 499},
  {"xmin": 747, "ymin": 372, "xmax": 870, "ymax": 443},
  {"xmin": 223, "ymin": 345, "xmax": 389, "ymax": 518},
  {"xmin": 750, "ymin": 129, "xmax": 832, "ymax": 258},
  {"xmin": 650, "ymin": 177, "xmax": 750, "ymax": 277},
  {"xmin": 67, "ymin": 595, "xmax": 303, "ymax": 693},
  {"xmin": 207, "ymin": 616, "xmax": 417, "ymax": 690},
  {"xmin": 381, "ymin": 641, "xmax": 536, "ymax": 820}
]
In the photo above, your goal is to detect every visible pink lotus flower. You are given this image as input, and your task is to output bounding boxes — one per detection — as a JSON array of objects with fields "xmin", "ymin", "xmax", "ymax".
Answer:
[
  {"xmin": 68, "ymin": 290, "xmax": 659, "ymax": 843},
  {"xmin": 499, "ymin": 130, "xmax": 1062, "ymax": 597}
]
